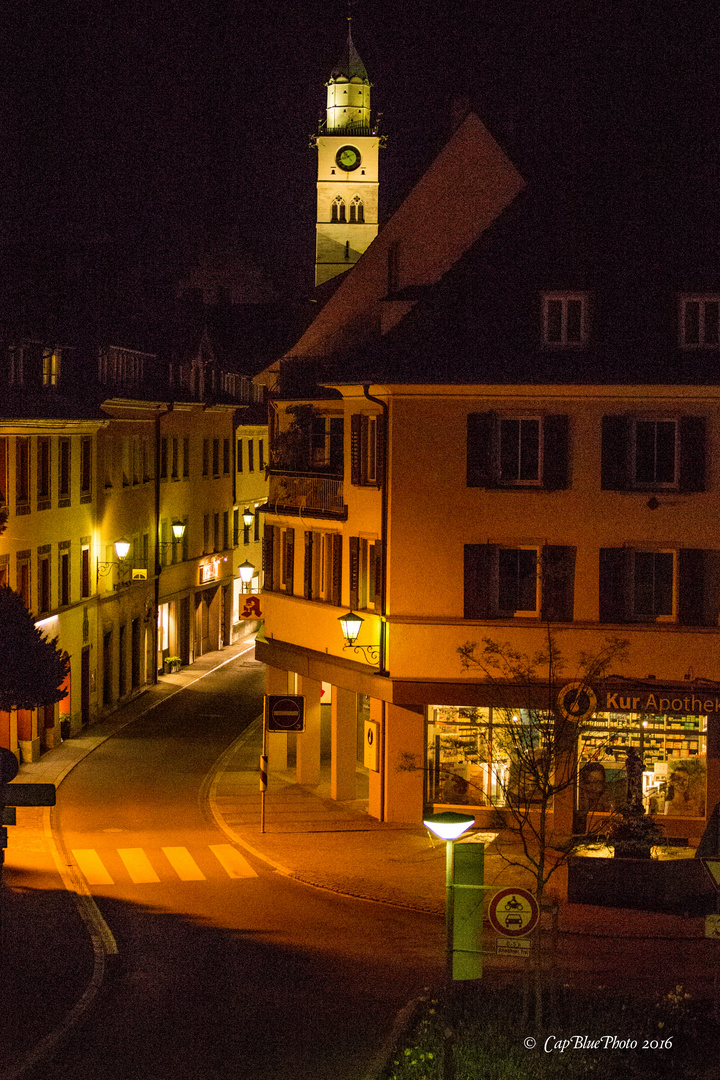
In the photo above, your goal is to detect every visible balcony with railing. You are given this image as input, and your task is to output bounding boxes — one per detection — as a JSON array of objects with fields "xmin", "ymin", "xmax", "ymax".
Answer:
[{"xmin": 266, "ymin": 470, "xmax": 346, "ymax": 520}]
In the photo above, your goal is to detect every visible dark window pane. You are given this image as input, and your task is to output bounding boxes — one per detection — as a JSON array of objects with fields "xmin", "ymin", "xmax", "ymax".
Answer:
[
  {"xmin": 519, "ymin": 419, "xmax": 540, "ymax": 481},
  {"xmin": 546, "ymin": 299, "xmax": 562, "ymax": 342},
  {"xmin": 654, "ymin": 421, "xmax": 676, "ymax": 483},
  {"xmin": 684, "ymin": 301, "xmax": 700, "ymax": 344},
  {"xmin": 654, "ymin": 552, "xmax": 674, "ymax": 615},
  {"xmin": 634, "ymin": 551, "xmax": 673, "ymax": 617},
  {"xmin": 499, "ymin": 548, "xmax": 537, "ymax": 612},
  {"xmin": 499, "ymin": 419, "xmax": 520, "ymax": 481},
  {"xmin": 704, "ymin": 302, "xmax": 719, "ymax": 344},
  {"xmin": 566, "ymin": 299, "xmax": 583, "ymax": 341},
  {"xmin": 635, "ymin": 421, "xmax": 675, "ymax": 485}
]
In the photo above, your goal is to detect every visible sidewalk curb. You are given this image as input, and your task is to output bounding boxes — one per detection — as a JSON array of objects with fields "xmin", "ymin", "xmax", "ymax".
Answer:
[
  {"xmin": 206, "ymin": 719, "xmax": 445, "ymax": 914},
  {"xmin": 1, "ymin": 642, "xmax": 255, "ymax": 1080}
]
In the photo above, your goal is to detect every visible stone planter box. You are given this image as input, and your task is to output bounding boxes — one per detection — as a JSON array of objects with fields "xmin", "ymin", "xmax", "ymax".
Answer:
[{"xmin": 568, "ymin": 854, "xmax": 716, "ymax": 914}]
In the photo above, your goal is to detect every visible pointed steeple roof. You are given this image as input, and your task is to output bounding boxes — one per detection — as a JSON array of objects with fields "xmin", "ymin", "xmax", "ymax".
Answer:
[{"xmin": 330, "ymin": 21, "xmax": 369, "ymax": 83}]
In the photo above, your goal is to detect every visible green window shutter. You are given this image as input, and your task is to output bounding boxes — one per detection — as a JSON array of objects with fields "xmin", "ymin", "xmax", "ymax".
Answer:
[
  {"xmin": 467, "ymin": 413, "xmax": 496, "ymax": 487},
  {"xmin": 304, "ymin": 531, "xmax": 313, "ymax": 600},
  {"xmin": 678, "ymin": 548, "xmax": 705, "ymax": 625},
  {"xmin": 541, "ymin": 546, "xmax": 576, "ymax": 622},
  {"xmin": 349, "ymin": 537, "xmax": 360, "ymax": 609},
  {"xmin": 332, "ymin": 534, "xmax": 343, "ymax": 607},
  {"xmin": 601, "ymin": 415, "xmax": 630, "ymax": 490},
  {"xmin": 542, "ymin": 415, "xmax": 570, "ymax": 490},
  {"xmin": 262, "ymin": 526, "xmax": 275, "ymax": 592},
  {"xmin": 464, "ymin": 544, "xmax": 492, "ymax": 618},
  {"xmin": 678, "ymin": 416, "xmax": 706, "ymax": 492},
  {"xmin": 284, "ymin": 528, "xmax": 295, "ymax": 596},
  {"xmin": 599, "ymin": 547, "xmax": 631, "ymax": 622},
  {"xmin": 350, "ymin": 414, "xmax": 362, "ymax": 485}
]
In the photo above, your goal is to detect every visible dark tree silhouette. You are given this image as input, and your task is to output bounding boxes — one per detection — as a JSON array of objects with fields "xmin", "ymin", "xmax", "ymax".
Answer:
[{"xmin": 0, "ymin": 586, "xmax": 69, "ymax": 712}]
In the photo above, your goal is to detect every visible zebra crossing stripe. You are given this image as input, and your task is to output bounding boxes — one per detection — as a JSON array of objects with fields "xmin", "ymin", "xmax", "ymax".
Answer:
[
  {"xmin": 210, "ymin": 844, "xmax": 258, "ymax": 879},
  {"xmin": 161, "ymin": 846, "xmax": 206, "ymax": 880},
  {"xmin": 72, "ymin": 849, "xmax": 115, "ymax": 886},
  {"xmin": 118, "ymin": 848, "xmax": 161, "ymax": 884}
]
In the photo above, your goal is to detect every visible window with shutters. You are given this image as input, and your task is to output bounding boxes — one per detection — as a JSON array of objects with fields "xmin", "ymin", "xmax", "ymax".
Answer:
[
  {"xmin": 302, "ymin": 530, "xmax": 342, "ymax": 604},
  {"xmin": 349, "ymin": 537, "xmax": 381, "ymax": 611},
  {"xmin": 262, "ymin": 525, "xmax": 295, "ymax": 594},
  {"xmin": 37, "ymin": 437, "xmax": 51, "ymax": 509},
  {"xmin": 38, "ymin": 549, "xmax": 51, "ymax": 614},
  {"xmin": 17, "ymin": 552, "xmax": 30, "ymax": 605},
  {"xmin": 16, "ymin": 437, "xmax": 30, "ymax": 511},
  {"xmin": 351, "ymin": 413, "xmax": 383, "ymax": 486},
  {"xmin": 58, "ymin": 438, "xmax": 70, "ymax": 505},
  {"xmin": 599, "ymin": 547, "xmax": 717, "ymax": 625},
  {"xmin": 0, "ymin": 437, "xmax": 7, "ymax": 505},
  {"xmin": 601, "ymin": 415, "xmax": 705, "ymax": 492},
  {"xmin": 467, "ymin": 412, "xmax": 569, "ymax": 489},
  {"xmin": 679, "ymin": 295, "xmax": 720, "ymax": 348},
  {"xmin": 80, "ymin": 437, "xmax": 92, "ymax": 502},
  {"xmin": 541, "ymin": 292, "xmax": 589, "ymax": 346},
  {"xmin": 465, "ymin": 544, "xmax": 576, "ymax": 621}
]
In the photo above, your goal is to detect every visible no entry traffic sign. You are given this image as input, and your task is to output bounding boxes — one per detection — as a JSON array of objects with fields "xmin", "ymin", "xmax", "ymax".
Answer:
[
  {"xmin": 264, "ymin": 695, "xmax": 305, "ymax": 732},
  {"xmin": 488, "ymin": 887, "xmax": 540, "ymax": 938}
]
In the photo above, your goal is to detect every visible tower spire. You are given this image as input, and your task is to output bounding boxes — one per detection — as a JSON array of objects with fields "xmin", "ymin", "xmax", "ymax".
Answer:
[{"xmin": 312, "ymin": 15, "xmax": 383, "ymax": 286}]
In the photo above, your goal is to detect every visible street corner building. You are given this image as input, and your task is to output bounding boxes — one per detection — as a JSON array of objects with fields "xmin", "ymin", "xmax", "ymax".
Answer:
[{"xmin": 253, "ymin": 18, "xmax": 720, "ymax": 869}]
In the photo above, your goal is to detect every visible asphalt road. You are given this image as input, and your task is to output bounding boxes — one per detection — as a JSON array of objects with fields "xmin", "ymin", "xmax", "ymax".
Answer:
[{"xmin": 24, "ymin": 654, "xmax": 441, "ymax": 1080}]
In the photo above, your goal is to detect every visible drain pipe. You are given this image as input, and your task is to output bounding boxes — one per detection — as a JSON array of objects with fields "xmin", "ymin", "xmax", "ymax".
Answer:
[{"xmin": 363, "ymin": 384, "xmax": 389, "ymax": 820}]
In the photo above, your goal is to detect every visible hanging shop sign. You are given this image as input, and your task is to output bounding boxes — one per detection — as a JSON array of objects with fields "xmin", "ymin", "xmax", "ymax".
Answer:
[{"xmin": 558, "ymin": 681, "xmax": 597, "ymax": 722}]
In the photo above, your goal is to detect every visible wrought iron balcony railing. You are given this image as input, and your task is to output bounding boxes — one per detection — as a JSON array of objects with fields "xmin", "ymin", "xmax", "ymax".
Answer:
[{"xmin": 267, "ymin": 470, "xmax": 347, "ymax": 520}]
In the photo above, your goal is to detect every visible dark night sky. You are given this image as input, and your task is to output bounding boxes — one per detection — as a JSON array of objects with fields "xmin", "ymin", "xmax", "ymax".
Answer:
[
  {"xmin": 0, "ymin": 1, "xmax": 717, "ymax": 300},
  {"xmin": 0, "ymin": 0, "xmax": 492, "ymax": 298}
]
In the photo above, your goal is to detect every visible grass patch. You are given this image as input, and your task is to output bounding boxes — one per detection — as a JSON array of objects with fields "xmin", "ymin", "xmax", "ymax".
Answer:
[{"xmin": 383, "ymin": 984, "xmax": 717, "ymax": 1080}]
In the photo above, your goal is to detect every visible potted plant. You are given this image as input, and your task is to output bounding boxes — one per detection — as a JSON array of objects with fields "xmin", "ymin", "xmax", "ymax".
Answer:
[
  {"xmin": 605, "ymin": 803, "xmax": 664, "ymax": 859},
  {"xmin": 163, "ymin": 656, "xmax": 182, "ymax": 674}
]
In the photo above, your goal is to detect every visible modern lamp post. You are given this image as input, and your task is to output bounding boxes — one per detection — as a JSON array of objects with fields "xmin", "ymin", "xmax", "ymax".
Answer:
[{"xmin": 423, "ymin": 809, "xmax": 476, "ymax": 1080}]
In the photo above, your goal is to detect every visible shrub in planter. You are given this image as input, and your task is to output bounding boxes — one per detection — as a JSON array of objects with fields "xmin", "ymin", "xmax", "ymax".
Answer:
[
  {"xmin": 163, "ymin": 656, "xmax": 182, "ymax": 673},
  {"xmin": 606, "ymin": 802, "xmax": 664, "ymax": 858}
]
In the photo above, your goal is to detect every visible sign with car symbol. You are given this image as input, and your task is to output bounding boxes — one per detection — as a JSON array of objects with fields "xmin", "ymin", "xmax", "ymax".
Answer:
[{"xmin": 487, "ymin": 887, "xmax": 540, "ymax": 938}]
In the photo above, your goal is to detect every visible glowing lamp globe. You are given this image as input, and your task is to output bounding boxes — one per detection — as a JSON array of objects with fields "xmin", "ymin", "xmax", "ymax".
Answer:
[
  {"xmin": 238, "ymin": 560, "xmax": 255, "ymax": 585},
  {"xmin": 423, "ymin": 810, "xmax": 475, "ymax": 841},
  {"xmin": 114, "ymin": 538, "xmax": 131, "ymax": 560},
  {"xmin": 338, "ymin": 611, "xmax": 364, "ymax": 647}
]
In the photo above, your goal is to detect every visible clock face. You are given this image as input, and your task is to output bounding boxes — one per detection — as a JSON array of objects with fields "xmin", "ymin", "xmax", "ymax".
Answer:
[{"xmin": 336, "ymin": 145, "xmax": 361, "ymax": 172}]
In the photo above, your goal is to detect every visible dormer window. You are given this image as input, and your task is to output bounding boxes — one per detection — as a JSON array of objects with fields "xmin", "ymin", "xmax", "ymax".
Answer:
[
  {"xmin": 679, "ymin": 295, "xmax": 720, "ymax": 348},
  {"xmin": 541, "ymin": 292, "xmax": 589, "ymax": 347},
  {"xmin": 42, "ymin": 347, "xmax": 61, "ymax": 387}
]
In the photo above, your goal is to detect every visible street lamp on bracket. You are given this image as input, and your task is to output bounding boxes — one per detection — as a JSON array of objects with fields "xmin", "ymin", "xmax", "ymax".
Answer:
[
  {"xmin": 96, "ymin": 538, "xmax": 132, "ymax": 587},
  {"xmin": 338, "ymin": 611, "xmax": 379, "ymax": 663},
  {"xmin": 158, "ymin": 520, "xmax": 187, "ymax": 550},
  {"xmin": 238, "ymin": 559, "xmax": 256, "ymax": 594}
]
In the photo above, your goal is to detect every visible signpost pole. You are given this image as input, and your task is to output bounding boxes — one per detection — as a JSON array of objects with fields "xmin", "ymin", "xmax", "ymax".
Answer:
[{"xmin": 260, "ymin": 715, "xmax": 268, "ymax": 835}]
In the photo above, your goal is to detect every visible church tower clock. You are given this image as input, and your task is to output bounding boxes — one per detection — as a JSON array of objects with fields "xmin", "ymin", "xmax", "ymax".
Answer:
[{"xmin": 311, "ymin": 22, "xmax": 384, "ymax": 287}]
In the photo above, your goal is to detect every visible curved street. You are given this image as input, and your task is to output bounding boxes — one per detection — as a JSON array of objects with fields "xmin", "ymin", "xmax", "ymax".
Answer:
[{"xmin": 14, "ymin": 648, "xmax": 440, "ymax": 1080}]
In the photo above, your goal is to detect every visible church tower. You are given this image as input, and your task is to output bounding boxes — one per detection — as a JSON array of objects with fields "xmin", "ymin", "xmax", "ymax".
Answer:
[{"xmin": 312, "ymin": 22, "xmax": 383, "ymax": 287}]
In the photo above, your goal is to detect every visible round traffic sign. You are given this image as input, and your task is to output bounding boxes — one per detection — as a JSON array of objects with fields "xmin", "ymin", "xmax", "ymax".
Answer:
[
  {"xmin": 488, "ymin": 887, "xmax": 539, "ymax": 938},
  {"xmin": 267, "ymin": 695, "xmax": 304, "ymax": 731}
]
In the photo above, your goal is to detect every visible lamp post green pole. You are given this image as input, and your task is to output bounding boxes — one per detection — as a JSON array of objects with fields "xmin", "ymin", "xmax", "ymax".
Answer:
[{"xmin": 423, "ymin": 811, "xmax": 476, "ymax": 1080}]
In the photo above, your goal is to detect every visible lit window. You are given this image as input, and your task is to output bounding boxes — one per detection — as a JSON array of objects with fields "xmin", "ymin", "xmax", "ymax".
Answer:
[
  {"xmin": 42, "ymin": 348, "xmax": 61, "ymax": 387},
  {"xmin": 679, "ymin": 295, "xmax": 720, "ymax": 348}
]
